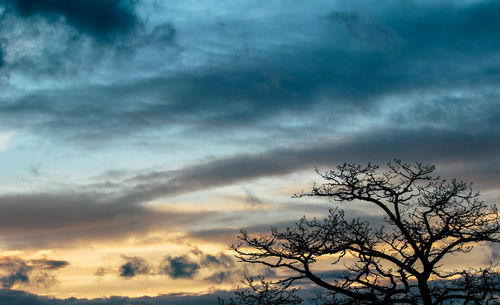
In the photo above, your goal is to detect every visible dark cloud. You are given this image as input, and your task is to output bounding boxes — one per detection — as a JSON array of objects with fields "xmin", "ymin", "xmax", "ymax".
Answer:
[
  {"xmin": 119, "ymin": 255, "xmax": 149, "ymax": 278},
  {"xmin": 0, "ymin": 192, "xmax": 211, "ymax": 249},
  {"xmin": 1, "ymin": 0, "xmax": 499, "ymax": 145},
  {"xmin": 4, "ymin": 0, "xmax": 138, "ymax": 40},
  {"xmin": 0, "ymin": 289, "xmax": 235, "ymax": 305},
  {"xmin": 158, "ymin": 249, "xmax": 236, "ymax": 281},
  {"xmin": 195, "ymin": 250, "xmax": 237, "ymax": 283},
  {"xmin": 161, "ymin": 255, "xmax": 200, "ymax": 279},
  {"xmin": 0, "ymin": 257, "xmax": 68, "ymax": 289},
  {"xmin": 0, "ymin": 264, "xmax": 29, "ymax": 289},
  {"xmin": 29, "ymin": 259, "xmax": 69, "ymax": 270}
]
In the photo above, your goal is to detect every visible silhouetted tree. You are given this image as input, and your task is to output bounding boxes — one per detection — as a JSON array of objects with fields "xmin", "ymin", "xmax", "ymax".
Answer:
[
  {"xmin": 222, "ymin": 161, "xmax": 500, "ymax": 305},
  {"xmin": 218, "ymin": 275, "xmax": 303, "ymax": 305}
]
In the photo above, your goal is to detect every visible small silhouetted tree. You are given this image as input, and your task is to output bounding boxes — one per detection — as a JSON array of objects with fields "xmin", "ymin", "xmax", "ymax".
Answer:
[{"xmin": 221, "ymin": 161, "xmax": 500, "ymax": 305}]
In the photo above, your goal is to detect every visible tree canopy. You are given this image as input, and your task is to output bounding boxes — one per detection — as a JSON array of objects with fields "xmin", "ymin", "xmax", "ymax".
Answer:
[{"xmin": 221, "ymin": 161, "xmax": 500, "ymax": 305}]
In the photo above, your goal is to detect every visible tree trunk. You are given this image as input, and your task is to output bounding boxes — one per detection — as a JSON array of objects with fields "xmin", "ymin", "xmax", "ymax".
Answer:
[{"xmin": 418, "ymin": 279, "xmax": 433, "ymax": 305}]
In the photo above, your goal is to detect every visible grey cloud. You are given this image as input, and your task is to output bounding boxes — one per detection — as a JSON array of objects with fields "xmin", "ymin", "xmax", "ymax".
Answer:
[
  {"xmin": 121, "ymin": 128, "xmax": 500, "ymax": 202},
  {"xmin": 204, "ymin": 271, "xmax": 232, "ymax": 284},
  {"xmin": 161, "ymin": 255, "xmax": 200, "ymax": 279},
  {"xmin": 199, "ymin": 253, "xmax": 234, "ymax": 269},
  {"xmin": 0, "ymin": 289, "xmax": 235, "ymax": 305},
  {"xmin": 186, "ymin": 220, "xmax": 302, "ymax": 245},
  {"xmin": 20, "ymin": 125, "xmax": 497, "ymax": 246},
  {"xmin": 0, "ymin": 264, "xmax": 29, "ymax": 289},
  {"xmin": 4, "ymin": 0, "xmax": 139, "ymax": 41},
  {"xmin": 0, "ymin": 127, "xmax": 498, "ymax": 249},
  {"xmin": 244, "ymin": 189, "xmax": 262, "ymax": 206},
  {"xmin": 485, "ymin": 243, "xmax": 500, "ymax": 263},
  {"xmin": 0, "ymin": 192, "xmax": 211, "ymax": 249},
  {"xmin": 119, "ymin": 255, "xmax": 149, "ymax": 278},
  {"xmin": 158, "ymin": 249, "xmax": 236, "ymax": 281},
  {"xmin": 0, "ymin": 257, "xmax": 68, "ymax": 289},
  {"xmin": 195, "ymin": 250, "xmax": 237, "ymax": 283},
  {"xmin": 29, "ymin": 259, "xmax": 69, "ymax": 270},
  {"xmin": 30, "ymin": 272, "xmax": 56, "ymax": 289}
]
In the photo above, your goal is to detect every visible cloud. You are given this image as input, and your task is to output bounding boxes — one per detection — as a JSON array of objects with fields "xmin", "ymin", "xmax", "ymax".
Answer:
[
  {"xmin": 154, "ymin": 249, "xmax": 236, "ymax": 282},
  {"xmin": 0, "ymin": 1, "xmax": 178, "ymax": 82},
  {"xmin": 119, "ymin": 255, "xmax": 149, "ymax": 278},
  {"xmin": 0, "ymin": 264, "xmax": 29, "ymax": 289},
  {"xmin": 244, "ymin": 189, "xmax": 262, "ymax": 206},
  {"xmin": 1, "ymin": 0, "xmax": 499, "ymax": 147},
  {"xmin": 0, "ymin": 192, "xmax": 211, "ymax": 249},
  {"xmin": 0, "ymin": 127, "xmax": 498, "ymax": 249},
  {"xmin": 4, "ymin": 0, "xmax": 139, "ymax": 41},
  {"xmin": 0, "ymin": 257, "xmax": 68, "ymax": 289},
  {"xmin": 186, "ymin": 219, "xmax": 303, "ymax": 245},
  {"xmin": 199, "ymin": 252, "xmax": 234, "ymax": 270},
  {"xmin": 204, "ymin": 271, "xmax": 232, "ymax": 284},
  {"xmin": 120, "ymin": 128, "xmax": 500, "ymax": 200},
  {"xmin": 161, "ymin": 255, "xmax": 200, "ymax": 279},
  {"xmin": 29, "ymin": 259, "xmax": 69, "ymax": 270},
  {"xmin": 0, "ymin": 289, "xmax": 235, "ymax": 305}
]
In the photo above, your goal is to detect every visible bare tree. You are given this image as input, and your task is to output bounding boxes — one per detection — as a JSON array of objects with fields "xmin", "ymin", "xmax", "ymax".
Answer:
[
  {"xmin": 223, "ymin": 161, "xmax": 500, "ymax": 305},
  {"xmin": 218, "ymin": 275, "xmax": 303, "ymax": 305}
]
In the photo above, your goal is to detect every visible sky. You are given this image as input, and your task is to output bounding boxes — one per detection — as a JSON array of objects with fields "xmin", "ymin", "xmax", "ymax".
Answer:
[{"xmin": 0, "ymin": 0, "xmax": 499, "ymax": 304}]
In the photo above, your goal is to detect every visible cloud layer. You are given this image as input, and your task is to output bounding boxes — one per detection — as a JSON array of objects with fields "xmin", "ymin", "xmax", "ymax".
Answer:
[
  {"xmin": 0, "ymin": 0, "xmax": 498, "ymax": 147},
  {"xmin": 0, "ymin": 289, "xmax": 235, "ymax": 305}
]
